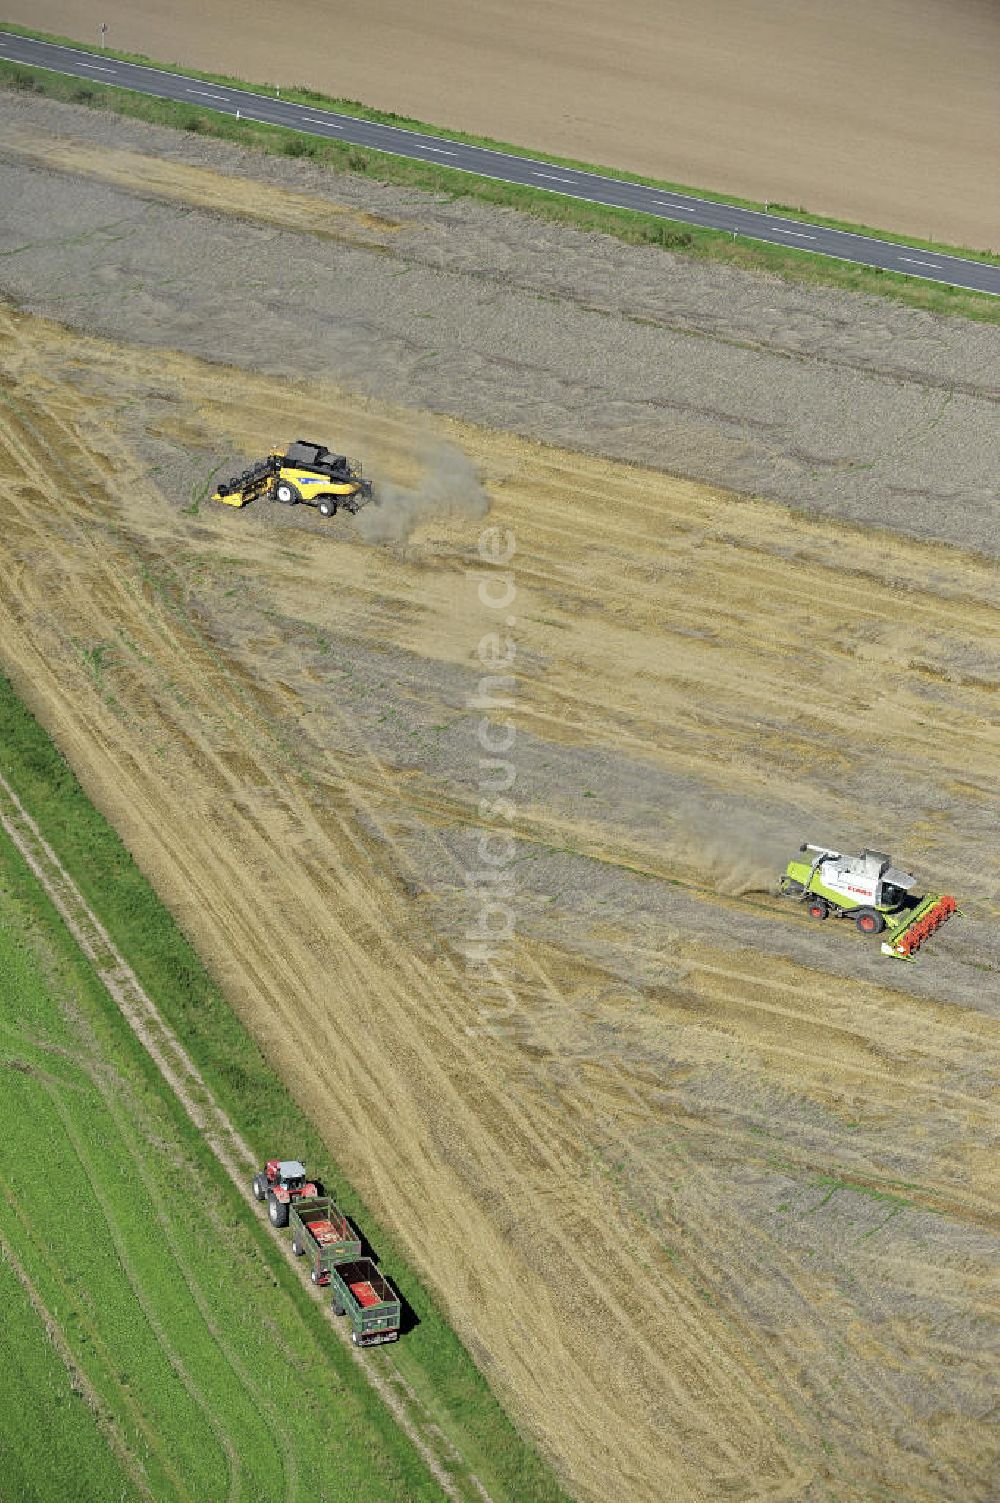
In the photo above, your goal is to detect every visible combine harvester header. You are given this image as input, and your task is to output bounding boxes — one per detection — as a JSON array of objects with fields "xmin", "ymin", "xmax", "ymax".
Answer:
[{"xmin": 779, "ymin": 844, "xmax": 960, "ymax": 960}]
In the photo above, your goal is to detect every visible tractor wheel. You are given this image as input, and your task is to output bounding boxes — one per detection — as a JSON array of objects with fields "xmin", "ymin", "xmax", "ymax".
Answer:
[
  {"xmin": 310, "ymin": 1268, "xmax": 322, "ymax": 1285},
  {"xmin": 252, "ymin": 1174, "xmax": 267, "ymax": 1202},
  {"xmin": 312, "ymin": 1180, "xmax": 326, "ymax": 1199},
  {"xmin": 807, "ymin": 899, "xmax": 829, "ymax": 921},
  {"xmin": 268, "ymin": 1193, "xmax": 289, "ymax": 1229},
  {"xmin": 274, "ymin": 481, "xmax": 300, "ymax": 506},
  {"xmin": 332, "ymin": 1298, "xmax": 345, "ymax": 1317},
  {"xmin": 854, "ymin": 908, "xmax": 886, "ymax": 935},
  {"xmin": 292, "ymin": 1237, "xmax": 304, "ymax": 1256},
  {"xmin": 317, "ymin": 498, "xmax": 337, "ymax": 518}
]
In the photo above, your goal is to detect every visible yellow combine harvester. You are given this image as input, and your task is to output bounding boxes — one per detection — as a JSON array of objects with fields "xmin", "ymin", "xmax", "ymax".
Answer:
[{"xmin": 213, "ymin": 439, "xmax": 373, "ymax": 518}]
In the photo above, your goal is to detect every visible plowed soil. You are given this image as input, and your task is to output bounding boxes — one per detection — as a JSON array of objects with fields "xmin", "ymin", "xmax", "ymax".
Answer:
[
  {"xmin": 1, "ymin": 97, "xmax": 998, "ymax": 1503},
  {"xmin": 6, "ymin": 0, "xmax": 1000, "ymax": 245}
]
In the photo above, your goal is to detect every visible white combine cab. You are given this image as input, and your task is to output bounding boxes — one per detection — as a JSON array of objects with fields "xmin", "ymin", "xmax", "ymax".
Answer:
[{"xmin": 779, "ymin": 843, "xmax": 959, "ymax": 959}]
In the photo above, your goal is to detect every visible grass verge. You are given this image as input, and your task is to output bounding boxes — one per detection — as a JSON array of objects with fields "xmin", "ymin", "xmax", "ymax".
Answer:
[
  {"xmin": 0, "ymin": 672, "xmax": 570, "ymax": 1502},
  {"xmin": 0, "ymin": 812, "xmax": 449, "ymax": 1502},
  {"xmin": 0, "ymin": 26, "xmax": 997, "ymax": 324}
]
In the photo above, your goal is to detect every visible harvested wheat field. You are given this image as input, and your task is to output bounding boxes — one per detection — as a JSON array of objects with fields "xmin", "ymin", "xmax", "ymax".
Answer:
[
  {"xmin": 0, "ymin": 298, "xmax": 998, "ymax": 1502},
  {"xmin": 8, "ymin": 0, "xmax": 1000, "ymax": 246}
]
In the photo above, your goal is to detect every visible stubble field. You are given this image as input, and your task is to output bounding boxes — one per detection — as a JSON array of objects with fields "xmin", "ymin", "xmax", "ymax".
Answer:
[{"xmin": 0, "ymin": 93, "xmax": 998, "ymax": 1503}]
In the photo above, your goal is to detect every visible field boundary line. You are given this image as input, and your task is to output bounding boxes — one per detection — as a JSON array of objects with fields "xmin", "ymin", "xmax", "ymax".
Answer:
[{"xmin": 0, "ymin": 765, "xmax": 493, "ymax": 1503}]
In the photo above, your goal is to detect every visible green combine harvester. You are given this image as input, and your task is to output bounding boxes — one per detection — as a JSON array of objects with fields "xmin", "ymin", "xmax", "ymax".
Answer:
[{"xmin": 778, "ymin": 844, "xmax": 959, "ymax": 960}]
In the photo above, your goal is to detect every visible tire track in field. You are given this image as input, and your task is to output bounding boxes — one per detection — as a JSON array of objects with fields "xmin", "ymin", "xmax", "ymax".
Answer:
[
  {"xmin": 0, "ymin": 317, "xmax": 805, "ymax": 1500},
  {"xmin": 87, "ymin": 1067, "xmax": 307, "ymax": 1503},
  {"xmin": 0, "ymin": 1180, "xmax": 187, "ymax": 1500},
  {"xmin": 2, "ymin": 312, "xmax": 998, "ymax": 1499},
  {"xmin": 42, "ymin": 1081, "xmax": 244, "ymax": 1503},
  {"xmin": 0, "ymin": 1231, "xmax": 159, "ymax": 1503},
  {"xmin": 0, "ymin": 764, "xmax": 487, "ymax": 1503}
]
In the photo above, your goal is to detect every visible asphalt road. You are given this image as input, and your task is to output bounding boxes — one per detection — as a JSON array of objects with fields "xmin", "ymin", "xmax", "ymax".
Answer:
[{"xmin": 2, "ymin": 28, "xmax": 998, "ymax": 297}]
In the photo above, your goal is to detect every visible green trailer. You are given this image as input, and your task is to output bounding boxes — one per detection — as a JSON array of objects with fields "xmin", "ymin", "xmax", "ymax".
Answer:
[
  {"xmin": 289, "ymin": 1196, "xmax": 362, "ymax": 1286},
  {"xmin": 329, "ymin": 1258, "xmax": 401, "ymax": 1346}
]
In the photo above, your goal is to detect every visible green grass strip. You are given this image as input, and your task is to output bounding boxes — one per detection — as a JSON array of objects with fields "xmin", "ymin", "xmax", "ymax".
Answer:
[
  {"xmin": 1, "ymin": 23, "xmax": 997, "ymax": 324},
  {"xmin": 0, "ymin": 809, "xmax": 450, "ymax": 1502},
  {"xmin": 0, "ymin": 1252, "xmax": 137, "ymax": 1503},
  {"xmin": 0, "ymin": 672, "xmax": 570, "ymax": 1501}
]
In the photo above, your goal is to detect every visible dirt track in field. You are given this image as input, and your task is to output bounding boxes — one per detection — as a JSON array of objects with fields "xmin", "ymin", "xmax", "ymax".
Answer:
[
  {"xmin": 0, "ymin": 767, "xmax": 490, "ymax": 1503},
  {"xmin": 1, "ymin": 298, "xmax": 998, "ymax": 1502},
  {"xmin": 8, "ymin": 0, "xmax": 1000, "ymax": 246}
]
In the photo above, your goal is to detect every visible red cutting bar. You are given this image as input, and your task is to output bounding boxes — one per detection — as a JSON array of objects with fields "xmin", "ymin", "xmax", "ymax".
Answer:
[{"xmin": 893, "ymin": 896, "xmax": 957, "ymax": 956}]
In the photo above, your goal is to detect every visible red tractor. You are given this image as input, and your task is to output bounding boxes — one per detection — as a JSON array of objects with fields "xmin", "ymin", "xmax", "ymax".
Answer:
[{"xmin": 252, "ymin": 1159, "xmax": 324, "ymax": 1228}]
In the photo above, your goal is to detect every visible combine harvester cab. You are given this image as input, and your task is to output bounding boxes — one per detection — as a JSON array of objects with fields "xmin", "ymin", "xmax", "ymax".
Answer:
[
  {"xmin": 779, "ymin": 844, "xmax": 960, "ymax": 960},
  {"xmin": 329, "ymin": 1258, "xmax": 401, "ymax": 1346},
  {"xmin": 289, "ymin": 1196, "xmax": 362, "ymax": 1286},
  {"xmin": 212, "ymin": 438, "xmax": 373, "ymax": 518}
]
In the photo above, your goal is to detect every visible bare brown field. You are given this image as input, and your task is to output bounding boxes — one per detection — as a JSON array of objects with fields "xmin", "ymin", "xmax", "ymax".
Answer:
[
  {"xmin": 1, "ymin": 300, "xmax": 998, "ymax": 1502},
  {"xmin": 7, "ymin": 0, "xmax": 1000, "ymax": 246}
]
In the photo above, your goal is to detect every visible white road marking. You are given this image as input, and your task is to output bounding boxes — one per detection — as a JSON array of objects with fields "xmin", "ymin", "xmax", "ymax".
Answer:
[
  {"xmin": 899, "ymin": 256, "xmax": 941, "ymax": 269},
  {"xmin": 653, "ymin": 201, "xmax": 695, "ymax": 211},
  {"xmin": 418, "ymin": 145, "xmax": 456, "ymax": 155},
  {"xmin": 186, "ymin": 88, "xmax": 227, "ymax": 101},
  {"xmin": 303, "ymin": 116, "xmax": 342, "ymax": 128},
  {"xmin": 773, "ymin": 227, "xmax": 817, "ymax": 240},
  {"xmin": 1, "ymin": 32, "xmax": 996, "ymax": 295},
  {"xmin": 533, "ymin": 171, "xmax": 573, "ymax": 183},
  {"xmin": 77, "ymin": 61, "xmax": 114, "ymax": 72}
]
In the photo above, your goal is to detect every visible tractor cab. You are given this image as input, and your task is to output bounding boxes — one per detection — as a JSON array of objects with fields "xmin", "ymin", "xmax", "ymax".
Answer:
[
  {"xmin": 270, "ymin": 1159, "xmax": 307, "ymax": 1193},
  {"xmin": 254, "ymin": 1158, "xmax": 322, "ymax": 1223}
]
